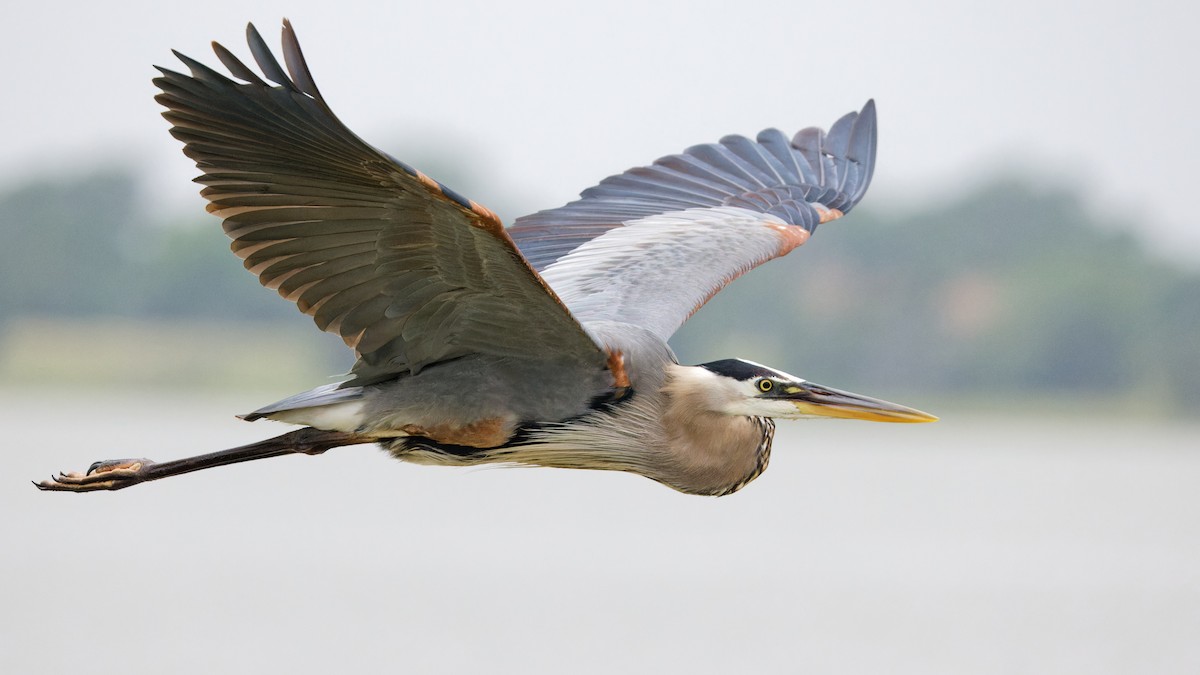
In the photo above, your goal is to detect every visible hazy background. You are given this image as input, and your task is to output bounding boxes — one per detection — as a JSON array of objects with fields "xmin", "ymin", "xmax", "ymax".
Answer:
[{"xmin": 2, "ymin": 0, "xmax": 1198, "ymax": 673}]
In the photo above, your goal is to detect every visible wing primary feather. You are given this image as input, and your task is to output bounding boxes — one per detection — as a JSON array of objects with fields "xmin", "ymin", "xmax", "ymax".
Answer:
[
  {"xmin": 245, "ymin": 22, "xmax": 295, "ymax": 90},
  {"xmin": 683, "ymin": 143, "xmax": 768, "ymax": 189},
  {"xmin": 211, "ymin": 41, "xmax": 268, "ymax": 86},
  {"xmin": 791, "ymin": 127, "xmax": 826, "ymax": 185},
  {"xmin": 655, "ymin": 153, "xmax": 745, "ymax": 195},
  {"xmin": 627, "ymin": 166, "xmax": 732, "ymax": 203},
  {"xmin": 601, "ymin": 173, "xmax": 707, "ymax": 201},
  {"xmin": 720, "ymin": 134, "xmax": 787, "ymax": 185},
  {"xmin": 280, "ymin": 19, "xmax": 323, "ymax": 101},
  {"xmin": 170, "ymin": 49, "xmax": 239, "ymax": 88},
  {"xmin": 846, "ymin": 99, "xmax": 878, "ymax": 202},
  {"xmin": 753, "ymin": 129, "xmax": 802, "ymax": 184},
  {"xmin": 824, "ymin": 110, "xmax": 859, "ymax": 191}
]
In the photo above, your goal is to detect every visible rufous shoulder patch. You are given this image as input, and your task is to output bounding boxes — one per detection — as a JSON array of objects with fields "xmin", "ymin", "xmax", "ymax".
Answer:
[{"xmin": 607, "ymin": 349, "xmax": 631, "ymax": 391}]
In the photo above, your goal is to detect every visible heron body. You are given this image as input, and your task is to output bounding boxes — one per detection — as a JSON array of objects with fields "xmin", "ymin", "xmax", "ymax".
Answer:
[{"xmin": 37, "ymin": 20, "xmax": 935, "ymax": 497}]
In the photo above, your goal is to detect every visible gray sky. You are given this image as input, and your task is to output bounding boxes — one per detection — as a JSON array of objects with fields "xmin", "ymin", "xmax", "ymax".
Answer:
[{"xmin": 4, "ymin": 0, "xmax": 1198, "ymax": 258}]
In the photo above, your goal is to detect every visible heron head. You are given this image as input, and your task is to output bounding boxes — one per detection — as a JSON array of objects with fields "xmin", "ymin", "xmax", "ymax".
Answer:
[{"xmin": 694, "ymin": 358, "xmax": 937, "ymax": 423}]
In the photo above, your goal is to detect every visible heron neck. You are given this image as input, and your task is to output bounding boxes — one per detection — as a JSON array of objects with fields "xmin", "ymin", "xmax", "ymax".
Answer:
[{"xmin": 658, "ymin": 368, "xmax": 775, "ymax": 495}]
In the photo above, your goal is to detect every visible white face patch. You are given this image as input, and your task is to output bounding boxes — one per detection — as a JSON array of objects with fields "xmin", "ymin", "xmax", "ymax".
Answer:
[
  {"xmin": 720, "ymin": 380, "xmax": 805, "ymax": 418},
  {"xmin": 669, "ymin": 362, "xmax": 813, "ymax": 419}
]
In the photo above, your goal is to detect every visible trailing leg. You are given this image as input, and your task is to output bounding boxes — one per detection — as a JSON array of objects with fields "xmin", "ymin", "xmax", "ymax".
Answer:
[{"xmin": 35, "ymin": 427, "xmax": 375, "ymax": 492}]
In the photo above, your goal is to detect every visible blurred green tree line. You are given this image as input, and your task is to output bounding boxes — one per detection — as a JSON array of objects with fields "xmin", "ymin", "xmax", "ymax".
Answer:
[
  {"xmin": 0, "ymin": 172, "xmax": 292, "ymax": 321},
  {"xmin": 1, "ymin": 170, "xmax": 1197, "ymax": 412}
]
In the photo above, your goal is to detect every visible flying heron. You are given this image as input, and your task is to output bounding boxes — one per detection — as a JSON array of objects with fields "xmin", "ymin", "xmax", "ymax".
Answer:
[{"xmin": 37, "ymin": 20, "xmax": 935, "ymax": 497}]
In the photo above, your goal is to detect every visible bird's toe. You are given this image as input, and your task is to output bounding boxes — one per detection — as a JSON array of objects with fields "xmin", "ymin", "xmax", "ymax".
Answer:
[{"xmin": 34, "ymin": 459, "xmax": 155, "ymax": 492}]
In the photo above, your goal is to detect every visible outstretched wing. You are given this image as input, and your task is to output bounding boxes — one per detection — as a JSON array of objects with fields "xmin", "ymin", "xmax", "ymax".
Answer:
[
  {"xmin": 154, "ymin": 20, "xmax": 608, "ymax": 386},
  {"xmin": 508, "ymin": 102, "xmax": 877, "ymax": 341}
]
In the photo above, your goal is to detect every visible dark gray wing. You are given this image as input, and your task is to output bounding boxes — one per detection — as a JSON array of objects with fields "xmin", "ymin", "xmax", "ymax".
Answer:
[
  {"xmin": 154, "ymin": 20, "xmax": 608, "ymax": 386},
  {"xmin": 508, "ymin": 101, "xmax": 876, "ymax": 272}
]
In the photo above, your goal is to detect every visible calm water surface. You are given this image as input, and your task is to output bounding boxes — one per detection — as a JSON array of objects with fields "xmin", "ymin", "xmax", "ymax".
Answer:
[{"xmin": 2, "ymin": 388, "xmax": 1198, "ymax": 674}]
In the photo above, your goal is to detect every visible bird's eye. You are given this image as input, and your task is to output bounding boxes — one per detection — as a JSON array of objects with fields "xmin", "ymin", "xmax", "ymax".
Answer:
[{"xmin": 757, "ymin": 379, "xmax": 773, "ymax": 393}]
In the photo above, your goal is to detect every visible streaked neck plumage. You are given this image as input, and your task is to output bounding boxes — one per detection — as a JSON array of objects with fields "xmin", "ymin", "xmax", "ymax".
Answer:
[{"xmin": 654, "ymin": 364, "xmax": 774, "ymax": 495}]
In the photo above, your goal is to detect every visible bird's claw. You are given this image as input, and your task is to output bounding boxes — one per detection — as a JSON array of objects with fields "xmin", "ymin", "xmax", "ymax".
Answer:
[{"xmin": 34, "ymin": 458, "xmax": 155, "ymax": 492}]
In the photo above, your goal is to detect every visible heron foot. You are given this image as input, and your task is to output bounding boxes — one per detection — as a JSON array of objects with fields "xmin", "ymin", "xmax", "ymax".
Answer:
[{"xmin": 34, "ymin": 458, "xmax": 155, "ymax": 492}]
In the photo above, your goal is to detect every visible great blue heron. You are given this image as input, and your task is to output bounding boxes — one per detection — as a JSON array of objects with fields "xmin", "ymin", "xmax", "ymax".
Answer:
[{"xmin": 37, "ymin": 20, "xmax": 935, "ymax": 497}]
